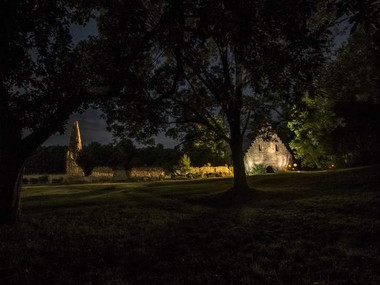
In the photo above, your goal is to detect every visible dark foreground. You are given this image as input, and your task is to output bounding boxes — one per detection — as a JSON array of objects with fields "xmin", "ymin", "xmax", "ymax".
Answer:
[{"xmin": 1, "ymin": 166, "xmax": 379, "ymax": 284}]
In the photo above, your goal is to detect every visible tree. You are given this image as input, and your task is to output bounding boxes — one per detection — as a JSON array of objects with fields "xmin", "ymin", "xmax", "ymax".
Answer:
[
  {"xmin": 178, "ymin": 154, "xmax": 191, "ymax": 174},
  {"xmin": 112, "ymin": 139, "xmax": 137, "ymax": 171},
  {"xmin": 0, "ymin": 1, "xmax": 93, "ymax": 224},
  {"xmin": 130, "ymin": 144, "xmax": 181, "ymax": 171},
  {"xmin": 77, "ymin": 142, "xmax": 106, "ymax": 175},
  {"xmin": 288, "ymin": 94, "xmax": 339, "ymax": 169},
  {"xmin": 0, "ymin": 0, "xmax": 160, "ymax": 224},
  {"xmin": 98, "ymin": 0, "xmax": 334, "ymax": 191},
  {"xmin": 289, "ymin": 27, "xmax": 380, "ymax": 168},
  {"xmin": 24, "ymin": 146, "xmax": 67, "ymax": 174},
  {"xmin": 179, "ymin": 124, "xmax": 231, "ymax": 166},
  {"xmin": 329, "ymin": 0, "xmax": 379, "ymax": 35},
  {"xmin": 161, "ymin": 0, "xmax": 333, "ymax": 190}
]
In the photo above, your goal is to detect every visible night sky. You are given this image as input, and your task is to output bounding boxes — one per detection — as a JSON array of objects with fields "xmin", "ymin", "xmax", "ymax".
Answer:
[
  {"xmin": 45, "ymin": 19, "xmax": 348, "ymax": 149},
  {"xmin": 44, "ymin": 108, "xmax": 177, "ymax": 148},
  {"xmin": 44, "ymin": 21, "xmax": 178, "ymax": 148}
]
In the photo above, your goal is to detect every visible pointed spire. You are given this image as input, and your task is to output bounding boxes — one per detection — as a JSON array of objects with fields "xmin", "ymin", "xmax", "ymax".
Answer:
[
  {"xmin": 68, "ymin": 121, "xmax": 82, "ymax": 156},
  {"xmin": 66, "ymin": 121, "xmax": 84, "ymax": 176}
]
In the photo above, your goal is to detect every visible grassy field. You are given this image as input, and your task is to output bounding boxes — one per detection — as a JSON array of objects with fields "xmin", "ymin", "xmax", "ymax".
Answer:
[{"xmin": 1, "ymin": 166, "xmax": 379, "ymax": 285}]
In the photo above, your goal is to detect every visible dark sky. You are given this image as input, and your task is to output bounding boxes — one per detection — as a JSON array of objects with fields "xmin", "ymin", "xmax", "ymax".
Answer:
[
  {"xmin": 45, "ymin": 17, "xmax": 349, "ymax": 149},
  {"xmin": 44, "ymin": 21, "xmax": 178, "ymax": 148},
  {"xmin": 44, "ymin": 108, "xmax": 178, "ymax": 148}
]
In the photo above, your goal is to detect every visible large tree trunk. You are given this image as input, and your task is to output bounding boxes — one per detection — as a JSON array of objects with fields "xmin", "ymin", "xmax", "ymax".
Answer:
[
  {"xmin": 0, "ymin": 118, "xmax": 25, "ymax": 225},
  {"xmin": 227, "ymin": 46, "xmax": 249, "ymax": 192},
  {"xmin": 229, "ymin": 132, "xmax": 249, "ymax": 192},
  {"xmin": 0, "ymin": 152, "xmax": 24, "ymax": 224}
]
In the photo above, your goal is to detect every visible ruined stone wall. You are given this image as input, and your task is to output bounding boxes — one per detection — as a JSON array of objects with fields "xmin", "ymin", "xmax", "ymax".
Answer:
[
  {"xmin": 66, "ymin": 121, "xmax": 84, "ymax": 177},
  {"xmin": 244, "ymin": 133, "xmax": 292, "ymax": 173},
  {"xmin": 88, "ymin": 167, "xmax": 114, "ymax": 182},
  {"xmin": 128, "ymin": 167, "xmax": 166, "ymax": 180},
  {"xmin": 188, "ymin": 166, "xmax": 232, "ymax": 176}
]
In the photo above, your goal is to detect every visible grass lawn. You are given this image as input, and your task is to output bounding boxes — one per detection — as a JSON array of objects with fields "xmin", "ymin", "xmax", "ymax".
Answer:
[{"xmin": 1, "ymin": 166, "xmax": 379, "ymax": 284}]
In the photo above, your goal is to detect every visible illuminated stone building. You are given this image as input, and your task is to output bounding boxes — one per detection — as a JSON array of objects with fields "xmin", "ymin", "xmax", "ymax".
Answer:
[{"xmin": 244, "ymin": 132, "xmax": 292, "ymax": 173}]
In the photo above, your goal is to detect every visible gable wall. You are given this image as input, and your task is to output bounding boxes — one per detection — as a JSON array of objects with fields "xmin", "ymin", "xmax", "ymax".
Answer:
[{"xmin": 244, "ymin": 133, "xmax": 292, "ymax": 173}]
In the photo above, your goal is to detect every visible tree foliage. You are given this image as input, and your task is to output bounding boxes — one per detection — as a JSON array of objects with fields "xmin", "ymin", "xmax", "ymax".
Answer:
[
  {"xmin": 289, "ymin": 27, "xmax": 380, "ymax": 168},
  {"xmin": 0, "ymin": 0, "xmax": 95, "ymax": 223},
  {"xmin": 179, "ymin": 124, "xmax": 231, "ymax": 166},
  {"xmin": 288, "ymin": 94, "xmax": 339, "ymax": 168},
  {"xmin": 24, "ymin": 146, "xmax": 67, "ymax": 174},
  {"xmin": 76, "ymin": 141, "xmax": 185, "ymax": 175},
  {"xmin": 178, "ymin": 154, "xmax": 191, "ymax": 174},
  {"xmin": 98, "ymin": 0, "xmax": 332, "ymax": 190},
  {"xmin": 0, "ymin": 0, "xmax": 164, "ymax": 223}
]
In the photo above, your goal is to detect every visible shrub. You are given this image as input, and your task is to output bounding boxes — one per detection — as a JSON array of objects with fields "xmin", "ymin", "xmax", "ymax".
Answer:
[
  {"xmin": 252, "ymin": 164, "xmax": 266, "ymax": 175},
  {"xmin": 178, "ymin": 154, "xmax": 191, "ymax": 174}
]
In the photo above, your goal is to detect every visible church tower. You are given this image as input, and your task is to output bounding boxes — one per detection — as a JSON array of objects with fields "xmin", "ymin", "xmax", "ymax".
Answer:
[{"xmin": 66, "ymin": 121, "xmax": 84, "ymax": 176}]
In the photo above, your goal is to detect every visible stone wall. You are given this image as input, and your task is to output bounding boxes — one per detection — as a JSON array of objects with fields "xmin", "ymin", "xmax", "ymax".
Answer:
[
  {"xmin": 127, "ymin": 167, "xmax": 166, "ymax": 180},
  {"xmin": 88, "ymin": 167, "xmax": 114, "ymax": 182},
  {"xmin": 113, "ymin": 170, "xmax": 128, "ymax": 181},
  {"xmin": 23, "ymin": 165, "xmax": 233, "ymax": 184},
  {"xmin": 188, "ymin": 166, "xmax": 232, "ymax": 176},
  {"xmin": 244, "ymin": 133, "xmax": 292, "ymax": 173},
  {"xmin": 23, "ymin": 174, "xmax": 66, "ymax": 184}
]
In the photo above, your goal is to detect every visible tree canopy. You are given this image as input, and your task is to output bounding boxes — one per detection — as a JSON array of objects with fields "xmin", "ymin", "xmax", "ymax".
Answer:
[
  {"xmin": 98, "ymin": 0, "xmax": 333, "ymax": 190},
  {"xmin": 0, "ymin": 0, "xmax": 94, "ymax": 223},
  {"xmin": 289, "ymin": 28, "xmax": 380, "ymax": 168}
]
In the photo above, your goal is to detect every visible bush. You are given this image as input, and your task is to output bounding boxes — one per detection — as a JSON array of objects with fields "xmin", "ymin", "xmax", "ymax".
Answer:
[
  {"xmin": 178, "ymin": 154, "xmax": 191, "ymax": 174},
  {"xmin": 252, "ymin": 164, "xmax": 266, "ymax": 175},
  {"xmin": 22, "ymin": 178, "xmax": 29, "ymax": 184}
]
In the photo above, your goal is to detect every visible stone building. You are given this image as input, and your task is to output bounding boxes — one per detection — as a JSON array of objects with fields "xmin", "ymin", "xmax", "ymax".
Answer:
[
  {"xmin": 244, "ymin": 132, "xmax": 292, "ymax": 173},
  {"xmin": 66, "ymin": 121, "xmax": 84, "ymax": 176}
]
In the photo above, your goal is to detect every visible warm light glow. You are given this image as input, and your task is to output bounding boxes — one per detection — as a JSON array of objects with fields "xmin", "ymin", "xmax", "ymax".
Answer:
[{"xmin": 293, "ymin": 163, "xmax": 297, "ymax": 167}]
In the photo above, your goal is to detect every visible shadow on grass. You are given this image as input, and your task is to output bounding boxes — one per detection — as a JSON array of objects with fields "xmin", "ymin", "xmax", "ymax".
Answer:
[
  {"xmin": 183, "ymin": 188, "xmax": 307, "ymax": 210},
  {"xmin": 2, "ymin": 166, "xmax": 379, "ymax": 284},
  {"xmin": 22, "ymin": 186, "xmax": 124, "ymax": 202},
  {"xmin": 21, "ymin": 186, "xmax": 139, "ymax": 214},
  {"xmin": 20, "ymin": 164, "xmax": 380, "ymax": 216}
]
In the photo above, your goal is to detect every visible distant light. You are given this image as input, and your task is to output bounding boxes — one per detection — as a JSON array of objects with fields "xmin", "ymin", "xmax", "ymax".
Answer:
[
  {"xmin": 293, "ymin": 163, "xmax": 297, "ymax": 167},
  {"xmin": 288, "ymin": 164, "xmax": 292, "ymax": 168}
]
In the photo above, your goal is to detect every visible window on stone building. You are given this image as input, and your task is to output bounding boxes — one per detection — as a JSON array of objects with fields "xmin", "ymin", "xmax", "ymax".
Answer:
[
  {"xmin": 259, "ymin": 144, "xmax": 262, "ymax": 151},
  {"xmin": 275, "ymin": 145, "xmax": 278, "ymax": 152}
]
